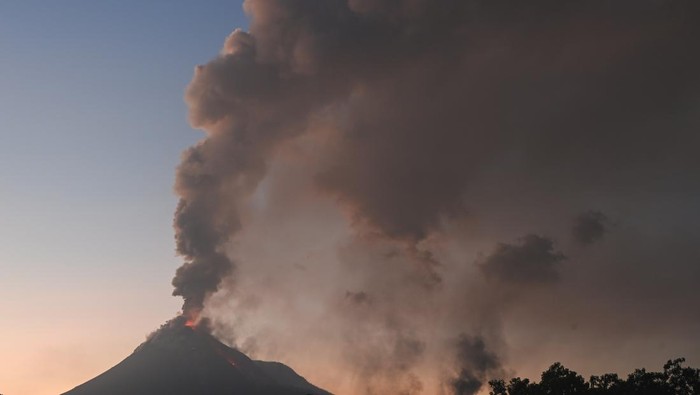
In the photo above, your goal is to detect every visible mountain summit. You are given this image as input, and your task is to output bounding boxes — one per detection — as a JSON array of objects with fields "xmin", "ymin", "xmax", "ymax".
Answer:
[{"xmin": 62, "ymin": 318, "xmax": 331, "ymax": 395}]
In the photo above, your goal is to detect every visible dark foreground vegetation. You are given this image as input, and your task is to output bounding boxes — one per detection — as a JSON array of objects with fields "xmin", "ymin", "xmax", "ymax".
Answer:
[{"xmin": 489, "ymin": 358, "xmax": 700, "ymax": 395}]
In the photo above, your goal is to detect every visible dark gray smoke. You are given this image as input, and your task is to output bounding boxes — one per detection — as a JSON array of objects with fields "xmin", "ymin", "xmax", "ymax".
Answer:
[
  {"xmin": 573, "ymin": 211, "xmax": 609, "ymax": 245},
  {"xmin": 478, "ymin": 235, "xmax": 566, "ymax": 285},
  {"xmin": 168, "ymin": 0, "xmax": 700, "ymax": 392},
  {"xmin": 451, "ymin": 335, "xmax": 502, "ymax": 395}
]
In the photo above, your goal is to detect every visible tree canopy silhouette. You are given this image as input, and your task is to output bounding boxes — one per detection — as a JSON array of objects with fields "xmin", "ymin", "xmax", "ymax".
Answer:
[{"xmin": 489, "ymin": 358, "xmax": 700, "ymax": 395}]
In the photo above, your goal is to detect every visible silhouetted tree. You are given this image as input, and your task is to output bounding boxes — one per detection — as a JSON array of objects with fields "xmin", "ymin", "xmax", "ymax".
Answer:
[
  {"xmin": 489, "ymin": 358, "xmax": 700, "ymax": 395},
  {"xmin": 589, "ymin": 373, "xmax": 623, "ymax": 394}
]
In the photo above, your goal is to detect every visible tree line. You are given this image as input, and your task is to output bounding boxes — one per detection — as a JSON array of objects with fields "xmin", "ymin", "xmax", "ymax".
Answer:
[{"xmin": 489, "ymin": 358, "xmax": 700, "ymax": 395}]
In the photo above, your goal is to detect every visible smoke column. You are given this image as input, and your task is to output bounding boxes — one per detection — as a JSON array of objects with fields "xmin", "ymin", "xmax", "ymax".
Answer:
[{"xmin": 169, "ymin": 0, "xmax": 700, "ymax": 393}]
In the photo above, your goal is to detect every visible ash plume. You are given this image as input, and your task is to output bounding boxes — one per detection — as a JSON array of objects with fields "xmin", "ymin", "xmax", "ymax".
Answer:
[
  {"xmin": 171, "ymin": 26, "xmax": 343, "ymax": 318},
  {"xmin": 169, "ymin": 0, "xmax": 700, "ymax": 393}
]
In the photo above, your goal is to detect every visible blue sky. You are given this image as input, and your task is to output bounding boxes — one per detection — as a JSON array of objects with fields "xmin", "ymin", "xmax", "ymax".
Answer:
[{"xmin": 0, "ymin": 2, "xmax": 247, "ymax": 393}]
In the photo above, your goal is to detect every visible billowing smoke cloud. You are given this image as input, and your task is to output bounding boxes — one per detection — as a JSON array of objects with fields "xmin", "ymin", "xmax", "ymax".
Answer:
[
  {"xmin": 171, "ymin": 26, "xmax": 344, "ymax": 317},
  {"xmin": 572, "ymin": 211, "xmax": 609, "ymax": 245},
  {"xmin": 479, "ymin": 235, "xmax": 565, "ymax": 285},
  {"xmin": 451, "ymin": 335, "xmax": 502, "ymax": 395},
  {"xmin": 169, "ymin": 0, "xmax": 700, "ymax": 393}
]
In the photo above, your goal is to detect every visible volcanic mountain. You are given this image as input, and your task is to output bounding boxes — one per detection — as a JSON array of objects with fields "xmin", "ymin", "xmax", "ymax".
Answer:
[{"xmin": 62, "ymin": 317, "xmax": 331, "ymax": 395}]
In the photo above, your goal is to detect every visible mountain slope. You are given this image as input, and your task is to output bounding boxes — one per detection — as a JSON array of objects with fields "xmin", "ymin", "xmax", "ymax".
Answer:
[{"xmin": 62, "ymin": 319, "xmax": 331, "ymax": 395}]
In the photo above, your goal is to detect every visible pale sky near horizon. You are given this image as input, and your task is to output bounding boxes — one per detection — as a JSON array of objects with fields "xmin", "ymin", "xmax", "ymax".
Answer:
[{"xmin": 0, "ymin": 2, "xmax": 246, "ymax": 394}]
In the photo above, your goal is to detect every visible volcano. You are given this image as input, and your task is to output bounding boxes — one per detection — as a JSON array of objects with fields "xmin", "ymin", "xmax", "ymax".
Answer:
[{"xmin": 62, "ymin": 318, "xmax": 331, "ymax": 395}]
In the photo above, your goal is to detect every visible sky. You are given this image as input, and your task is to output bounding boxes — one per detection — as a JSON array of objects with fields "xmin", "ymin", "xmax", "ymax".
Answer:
[
  {"xmin": 2, "ymin": 2, "xmax": 700, "ymax": 395},
  {"xmin": 0, "ymin": 2, "xmax": 245, "ymax": 394}
]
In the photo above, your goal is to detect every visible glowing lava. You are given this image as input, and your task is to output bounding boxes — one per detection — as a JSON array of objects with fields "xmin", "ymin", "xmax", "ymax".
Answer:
[{"xmin": 182, "ymin": 312, "xmax": 199, "ymax": 329}]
